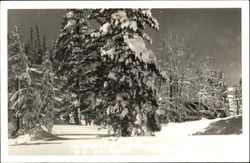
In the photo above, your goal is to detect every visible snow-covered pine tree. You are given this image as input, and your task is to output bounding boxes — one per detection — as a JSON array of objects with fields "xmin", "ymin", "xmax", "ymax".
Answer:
[
  {"xmin": 40, "ymin": 50, "xmax": 55, "ymax": 132},
  {"xmin": 54, "ymin": 9, "xmax": 93, "ymax": 125},
  {"xmin": 50, "ymin": 39, "xmax": 57, "ymax": 66},
  {"xmin": 8, "ymin": 26, "xmax": 41, "ymax": 136},
  {"xmin": 88, "ymin": 9, "xmax": 162, "ymax": 136},
  {"xmin": 34, "ymin": 25, "xmax": 43, "ymax": 64},
  {"xmin": 23, "ymin": 27, "xmax": 34, "ymax": 66},
  {"xmin": 237, "ymin": 78, "xmax": 242, "ymax": 114},
  {"xmin": 8, "ymin": 26, "xmax": 31, "ymax": 103},
  {"xmin": 28, "ymin": 27, "xmax": 35, "ymax": 64},
  {"xmin": 24, "ymin": 40, "xmax": 31, "ymax": 66},
  {"xmin": 42, "ymin": 35, "xmax": 47, "ymax": 55},
  {"xmin": 30, "ymin": 27, "xmax": 34, "ymax": 45},
  {"xmin": 41, "ymin": 52, "xmax": 54, "ymax": 111},
  {"xmin": 214, "ymin": 70, "xmax": 228, "ymax": 112},
  {"xmin": 231, "ymin": 79, "xmax": 242, "ymax": 115}
]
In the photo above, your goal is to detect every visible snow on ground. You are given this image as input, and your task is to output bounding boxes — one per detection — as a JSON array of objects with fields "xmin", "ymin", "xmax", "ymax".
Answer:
[
  {"xmin": 8, "ymin": 116, "xmax": 246, "ymax": 161},
  {"xmin": 155, "ymin": 118, "xmax": 217, "ymax": 136},
  {"xmin": 155, "ymin": 115, "xmax": 242, "ymax": 136},
  {"xmin": 8, "ymin": 134, "xmax": 31, "ymax": 145},
  {"xmin": 194, "ymin": 115, "xmax": 242, "ymax": 135}
]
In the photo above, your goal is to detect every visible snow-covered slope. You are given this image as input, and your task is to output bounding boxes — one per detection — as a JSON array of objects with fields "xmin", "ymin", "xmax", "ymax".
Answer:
[
  {"xmin": 155, "ymin": 115, "xmax": 242, "ymax": 136},
  {"xmin": 155, "ymin": 118, "xmax": 217, "ymax": 136}
]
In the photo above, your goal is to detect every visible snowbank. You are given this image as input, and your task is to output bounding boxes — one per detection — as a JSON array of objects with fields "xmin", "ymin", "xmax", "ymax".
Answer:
[
  {"xmin": 8, "ymin": 127, "xmax": 60, "ymax": 145},
  {"xmin": 155, "ymin": 119, "xmax": 216, "ymax": 136},
  {"xmin": 155, "ymin": 116, "xmax": 242, "ymax": 136},
  {"xmin": 9, "ymin": 134, "xmax": 31, "ymax": 145},
  {"xmin": 194, "ymin": 115, "xmax": 242, "ymax": 135}
]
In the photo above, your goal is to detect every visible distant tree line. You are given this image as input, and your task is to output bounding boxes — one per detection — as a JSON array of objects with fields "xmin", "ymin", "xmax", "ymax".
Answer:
[{"xmin": 156, "ymin": 34, "xmax": 229, "ymax": 123}]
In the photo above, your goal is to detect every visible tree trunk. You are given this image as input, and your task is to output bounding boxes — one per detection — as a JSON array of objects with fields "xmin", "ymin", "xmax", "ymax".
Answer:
[
  {"xmin": 198, "ymin": 94, "xmax": 202, "ymax": 120},
  {"xmin": 73, "ymin": 18, "xmax": 81, "ymax": 126},
  {"xmin": 143, "ymin": 114, "xmax": 153, "ymax": 136},
  {"xmin": 74, "ymin": 107, "xmax": 80, "ymax": 125},
  {"xmin": 236, "ymin": 100, "xmax": 239, "ymax": 115},
  {"xmin": 15, "ymin": 78, "xmax": 21, "ymax": 134},
  {"xmin": 74, "ymin": 75, "xmax": 81, "ymax": 125},
  {"xmin": 169, "ymin": 74, "xmax": 173, "ymax": 110},
  {"xmin": 159, "ymin": 40, "xmax": 165, "ymax": 93}
]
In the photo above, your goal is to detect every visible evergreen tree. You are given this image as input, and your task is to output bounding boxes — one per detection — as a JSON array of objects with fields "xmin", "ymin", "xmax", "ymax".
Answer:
[
  {"xmin": 87, "ymin": 9, "xmax": 162, "ymax": 136},
  {"xmin": 34, "ymin": 25, "xmax": 43, "ymax": 64},
  {"xmin": 24, "ymin": 40, "xmax": 31, "ymax": 66},
  {"xmin": 233, "ymin": 78, "xmax": 242, "ymax": 115},
  {"xmin": 42, "ymin": 35, "xmax": 47, "ymax": 55},
  {"xmin": 238, "ymin": 78, "xmax": 242, "ymax": 112},
  {"xmin": 8, "ymin": 26, "xmax": 41, "ymax": 136},
  {"xmin": 8, "ymin": 26, "xmax": 31, "ymax": 97},
  {"xmin": 30, "ymin": 27, "xmax": 34, "ymax": 45},
  {"xmin": 50, "ymin": 39, "xmax": 57, "ymax": 66},
  {"xmin": 40, "ymin": 51, "xmax": 55, "ymax": 132},
  {"xmin": 54, "ymin": 9, "xmax": 92, "ymax": 125},
  {"xmin": 23, "ymin": 27, "xmax": 34, "ymax": 65}
]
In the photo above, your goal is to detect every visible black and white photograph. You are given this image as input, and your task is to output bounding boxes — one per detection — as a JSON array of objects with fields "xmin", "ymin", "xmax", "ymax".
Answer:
[{"xmin": 1, "ymin": 1, "xmax": 249, "ymax": 162}]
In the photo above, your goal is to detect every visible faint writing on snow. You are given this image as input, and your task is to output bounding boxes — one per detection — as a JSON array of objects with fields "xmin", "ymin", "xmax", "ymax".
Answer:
[{"xmin": 72, "ymin": 144, "xmax": 131, "ymax": 154}]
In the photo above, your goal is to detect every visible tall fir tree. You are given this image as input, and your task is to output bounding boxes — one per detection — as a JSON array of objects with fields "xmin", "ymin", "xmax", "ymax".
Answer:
[
  {"xmin": 87, "ymin": 9, "xmax": 162, "ymax": 136},
  {"xmin": 42, "ymin": 35, "xmax": 47, "ymax": 55},
  {"xmin": 24, "ymin": 27, "xmax": 34, "ymax": 65},
  {"xmin": 233, "ymin": 78, "xmax": 242, "ymax": 115},
  {"xmin": 54, "ymin": 9, "xmax": 93, "ymax": 125},
  {"xmin": 34, "ymin": 25, "xmax": 43, "ymax": 64},
  {"xmin": 8, "ymin": 26, "xmax": 31, "ymax": 98},
  {"xmin": 8, "ymin": 26, "xmax": 41, "ymax": 136},
  {"xmin": 30, "ymin": 27, "xmax": 34, "ymax": 45},
  {"xmin": 24, "ymin": 40, "xmax": 31, "ymax": 66},
  {"xmin": 40, "ymin": 51, "xmax": 55, "ymax": 132},
  {"xmin": 41, "ymin": 51, "xmax": 55, "ymax": 113},
  {"xmin": 50, "ymin": 39, "xmax": 57, "ymax": 66}
]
